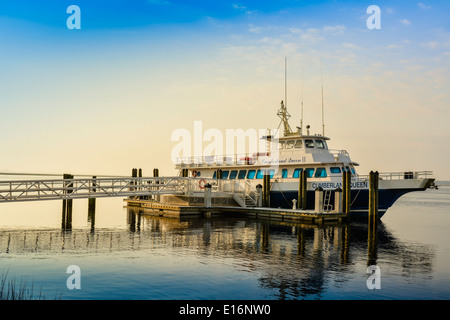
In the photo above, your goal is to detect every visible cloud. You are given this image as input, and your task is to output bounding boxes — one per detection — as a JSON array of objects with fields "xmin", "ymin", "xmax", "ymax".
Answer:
[
  {"xmin": 417, "ymin": 3, "xmax": 432, "ymax": 10},
  {"xmin": 400, "ymin": 19, "xmax": 412, "ymax": 26},
  {"xmin": 232, "ymin": 3, "xmax": 247, "ymax": 10},
  {"xmin": 322, "ymin": 25, "xmax": 346, "ymax": 35},
  {"xmin": 342, "ymin": 42, "xmax": 361, "ymax": 49},
  {"xmin": 422, "ymin": 41, "xmax": 440, "ymax": 50}
]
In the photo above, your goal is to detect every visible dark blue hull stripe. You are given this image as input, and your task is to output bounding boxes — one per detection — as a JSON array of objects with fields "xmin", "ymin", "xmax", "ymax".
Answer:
[{"xmin": 269, "ymin": 188, "xmax": 425, "ymax": 219}]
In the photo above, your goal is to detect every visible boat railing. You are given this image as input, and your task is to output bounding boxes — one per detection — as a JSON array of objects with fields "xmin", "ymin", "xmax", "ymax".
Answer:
[
  {"xmin": 358, "ymin": 171, "xmax": 434, "ymax": 180},
  {"xmin": 175, "ymin": 153, "xmax": 270, "ymax": 167}
]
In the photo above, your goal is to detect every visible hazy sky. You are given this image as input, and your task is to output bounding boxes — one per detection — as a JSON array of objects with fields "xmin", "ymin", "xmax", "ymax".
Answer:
[{"xmin": 0, "ymin": 0, "xmax": 449, "ymax": 179}]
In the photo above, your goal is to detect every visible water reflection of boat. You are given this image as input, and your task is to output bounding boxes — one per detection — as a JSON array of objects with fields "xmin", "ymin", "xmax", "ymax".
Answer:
[{"xmin": 0, "ymin": 211, "xmax": 435, "ymax": 299}]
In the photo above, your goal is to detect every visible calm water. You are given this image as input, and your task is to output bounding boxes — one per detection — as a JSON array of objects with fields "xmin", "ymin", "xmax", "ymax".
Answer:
[{"xmin": 0, "ymin": 184, "xmax": 449, "ymax": 300}]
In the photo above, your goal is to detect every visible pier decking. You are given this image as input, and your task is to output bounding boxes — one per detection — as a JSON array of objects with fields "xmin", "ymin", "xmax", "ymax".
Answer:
[{"xmin": 125, "ymin": 198, "xmax": 347, "ymax": 224}]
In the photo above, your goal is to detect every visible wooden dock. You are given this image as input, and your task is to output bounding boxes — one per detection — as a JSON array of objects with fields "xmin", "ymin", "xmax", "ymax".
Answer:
[{"xmin": 125, "ymin": 199, "xmax": 347, "ymax": 224}]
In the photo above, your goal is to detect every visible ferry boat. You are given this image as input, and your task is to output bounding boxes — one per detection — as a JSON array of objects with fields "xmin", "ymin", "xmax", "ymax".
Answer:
[{"xmin": 175, "ymin": 101, "xmax": 435, "ymax": 219}]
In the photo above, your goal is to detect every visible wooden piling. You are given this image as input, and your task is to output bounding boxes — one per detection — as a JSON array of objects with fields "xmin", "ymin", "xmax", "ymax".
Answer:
[
  {"xmin": 88, "ymin": 175, "xmax": 96, "ymax": 212},
  {"xmin": 300, "ymin": 170, "xmax": 307, "ymax": 210},
  {"xmin": 62, "ymin": 174, "xmax": 73, "ymax": 230},
  {"xmin": 368, "ymin": 171, "xmax": 379, "ymax": 265},
  {"xmin": 369, "ymin": 171, "xmax": 379, "ymax": 221},
  {"xmin": 298, "ymin": 170, "xmax": 303, "ymax": 209},
  {"xmin": 263, "ymin": 172, "xmax": 270, "ymax": 207},
  {"xmin": 344, "ymin": 171, "xmax": 351, "ymax": 214}
]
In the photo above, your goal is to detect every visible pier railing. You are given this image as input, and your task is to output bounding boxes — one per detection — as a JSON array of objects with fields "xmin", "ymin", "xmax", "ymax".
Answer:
[
  {"xmin": 0, "ymin": 176, "xmax": 259, "ymax": 203},
  {"xmin": 357, "ymin": 171, "xmax": 434, "ymax": 181},
  {"xmin": 175, "ymin": 153, "xmax": 270, "ymax": 167},
  {"xmin": 0, "ymin": 177, "xmax": 188, "ymax": 203}
]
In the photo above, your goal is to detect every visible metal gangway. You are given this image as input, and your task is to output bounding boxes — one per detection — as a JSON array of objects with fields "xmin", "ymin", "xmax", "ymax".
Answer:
[
  {"xmin": 0, "ymin": 176, "xmax": 260, "ymax": 204},
  {"xmin": 0, "ymin": 176, "xmax": 211, "ymax": 203}
]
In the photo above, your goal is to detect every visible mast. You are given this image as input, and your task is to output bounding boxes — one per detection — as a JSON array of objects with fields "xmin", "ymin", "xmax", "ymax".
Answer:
[
  {"xmin": 277, "ymin": 57, "xmax": 293, "ymax": 136},
  {"xmin": 300, "ymin": 70, "xmax": 304, "ymax": 136},
  {"xmin": 321, "ymin": 61, "xmax": 325, "ymax": 136},
  {"xmin": 285, "ymin": 57, "xmax": 287, "ymax": 112}
]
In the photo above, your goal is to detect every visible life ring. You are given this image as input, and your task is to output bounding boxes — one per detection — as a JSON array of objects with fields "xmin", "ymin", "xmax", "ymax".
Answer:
[
  {"xmin": 192, "ymin": 170, "xmax": 198, "ymax": 177},
  {"xmin": 199, "ymin": 179, "xmax": 206, "ymax": 189}
]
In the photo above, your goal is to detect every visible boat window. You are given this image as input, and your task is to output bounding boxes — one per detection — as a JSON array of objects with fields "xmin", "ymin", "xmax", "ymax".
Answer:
[
  {"xmin": 315, "ymin": 140, "xmax": 325, "ymax": 149},
  {"xmin": 268, "ymin": 169, "xmax": 275, "ymax": 178},
  {"xmin": 229, "ymin": 170, "xmax": 238, "ymax": 179},
  {"xmin": 350, "ymin": 166, "xmax": 356, "ymax": 174},
  {"xmin": 305, "ymin": 139, "xmax": 315, "ymax": 148},
  {"xmin": 293, "ymin": 168, "xmax": 303, "ymax": 178},
  {"xmin": 330, "ymin": 167, "xmax": 341, "ymax": 174},
  {"xmin": 305, "ymin": 168, "xmax": 314, "ymax": 178},
  {"xmin": 197, "ymin": 171, "xmax": 201, "ymax": 177},
  {"xmin": 282, "ymin": 169, "xmax": 288, "ymax": 178},
  {"xmin": 213, "ymin": 171, "xmax": 217, "ymax": 179},
  {"xmin": 247, "ymin": 170, "xmax": 256, "ymax": 179},
  {"xmin": 256, "ymin": 169, "xmax": 264, "ymax": 179},
  {"xmin": 294, "ymin": 140, "xmax": 303, "ymax": 148},
  {"xmin": 238, "ymin": 170, "xmax": 246, "ymax": 179},
  {"xmin": 222, "ymin": 171, "xmax": 229, "ymax": 179},
  {"xmin": 277, "ymin": 141, "xmax": 285, "ymax": 149},
  {"xmin": 285, "ymin": 140, "xmax": 295, "ymax": 149},
  {"xmin": 315, "ymin": 167, "xmax": 327, "ymax": 178}
]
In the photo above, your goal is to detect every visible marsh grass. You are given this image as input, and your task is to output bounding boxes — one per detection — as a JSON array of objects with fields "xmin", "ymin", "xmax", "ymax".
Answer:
[{"xmin": 0, "ymin": 271, "xmax": 52, "ymax": 300}]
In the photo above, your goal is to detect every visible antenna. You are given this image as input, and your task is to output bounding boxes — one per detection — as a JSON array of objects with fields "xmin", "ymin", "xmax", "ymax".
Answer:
[
  {"xmin": 321, "ymin": 61, "xmax": 325, "ymax": 136},
  {"xmin": 284, "ymin": 57, "xmax": 287, "ymax": 110},
  {"xmin": 300, "ymin": 70, "xmax": 304, "ymax": 135}
]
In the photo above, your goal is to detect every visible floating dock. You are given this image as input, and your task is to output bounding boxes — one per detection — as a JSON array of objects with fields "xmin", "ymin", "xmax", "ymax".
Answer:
[{"xmin": 125, "ymin": 197, "xmax": 347, "ymax": 224}]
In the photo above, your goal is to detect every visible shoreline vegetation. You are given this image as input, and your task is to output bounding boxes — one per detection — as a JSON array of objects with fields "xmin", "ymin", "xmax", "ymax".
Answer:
[{"xmin": 0, "ymin": 271, "xmax": 61, "ymax": 300}]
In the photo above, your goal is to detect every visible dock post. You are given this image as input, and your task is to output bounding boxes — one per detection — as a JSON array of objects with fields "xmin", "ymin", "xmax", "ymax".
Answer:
[
  {"xmin": 344, "ymin": 171, "xmax": 351, "ymax": 214},
  {"xmin": 153, "ymin": 168, "xmax": 160, "ymax": 201},
  {"xmin": 368, "ymin": 171, "xmax": 379, "ymax": 265},
  {"xmin": 88, "ymin": 175, "xmax": 96, "ymax": 231},
  {"xmin": 256, "ymin": 184, "xmax": 263, "ymax": 207},
  {"xmin": 342, "ymin": 171, "xmax": 347, "ymax": 212},
  {"xmin": 369, "ymin": 171, "xmax": 379, "ymax": 221},
  {"xmin": 131, "ymin": 168, "xmax": 137, "ymax": 195},
  {"xmin": 334, "ymin": 187, "xmax": 342, "ymax": 213},
  {"xmin": 204, "ymin": 183, "xmax": 212, "ymax": 208},
  {"xmin": 204, "ymin": 183, "xmax": 212, "ymax": 218},
  {"xmin": 88, "ymin": 176, "xmax": 96, "ymax": 209},
  {"xmin": 263, "ymin": 172, "xmax": 270, "ymax": 207},
  {"xmin": 216, "ymin": 169, "xmax": 223, "ymax": 192},
  {"xmin": 314, "ymin": 187, "xmax": 324, "ymax": 213},
  {"xmin": 62, "ymin": 174, "xmax": 74, "ymax": 230},
  {"xmin": 298, "ymin": 171, "xmax": 303, "ymax": 209},
  {"xmin": 301, "ymin": 170, "xmax": 307, "ymax": 210}
]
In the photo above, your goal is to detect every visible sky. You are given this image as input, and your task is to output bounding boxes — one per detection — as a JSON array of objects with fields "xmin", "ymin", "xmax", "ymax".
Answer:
[{"xmin": 0, "ymin": 0, "xmax": 449, "ymax": 179}]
